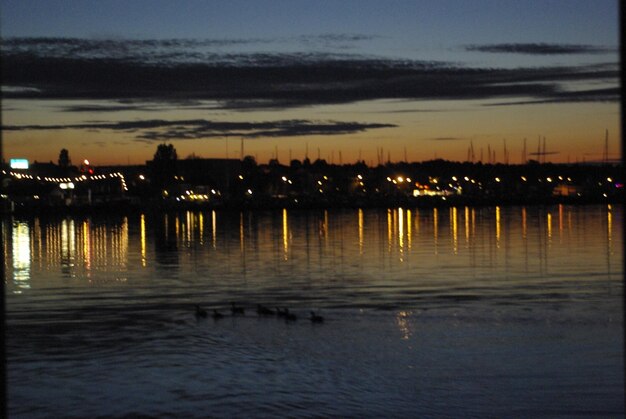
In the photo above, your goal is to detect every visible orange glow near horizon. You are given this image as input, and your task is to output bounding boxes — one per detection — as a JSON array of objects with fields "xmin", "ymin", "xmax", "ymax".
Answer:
[{"xmin": 2, "ymin": 98, "xmax": 620, "ymax": 166}]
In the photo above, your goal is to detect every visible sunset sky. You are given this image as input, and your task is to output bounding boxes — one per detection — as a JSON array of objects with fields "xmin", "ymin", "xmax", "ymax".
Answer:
[{"xmin": 1, "ymin": 0, "xmax": 620, "ymax": 166}]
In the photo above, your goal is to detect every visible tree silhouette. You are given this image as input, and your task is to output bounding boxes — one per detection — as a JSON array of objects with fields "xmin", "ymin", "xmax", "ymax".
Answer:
[
  {"xmin": 58, "ymin": 149, "xmax": 71, "ymax": 168},
  {"xmin": 150, "ymin": 143, "xmax": 178, "ymax": 193}
]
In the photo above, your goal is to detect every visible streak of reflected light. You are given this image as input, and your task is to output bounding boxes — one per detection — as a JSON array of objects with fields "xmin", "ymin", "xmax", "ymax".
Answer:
[
  {"xmin": 451, "ymin": 207, "xmax": 458, "ymax": 254},
  {"xmin": 398, "ymin": 208, "xmax": 404, "ymax": 261},
  {"xmin": 464, "ymin": 206, "xmax": 470, "ymax": 243},
  {"xmin": 212, "ymin": 210, "xmax": 217, "ymax": 249},
  {"xmin": 432, "ymin": 208, "xmax": 439, "ymax": 254},
  {"xmin": 240, "ymin": 212, "xmax": 245, "ymax": 253},
  {"xmin": 282, "ymin": 208, "xmax": 289, "ymax": 260},
  {"xmin": 387, "ymin": 209, "xmax": 393, "ymax": 252},
  {"xmin": 522, "ymin": 207, "xmax": 527, "ymax": 239},
  {"xmin": 395, "ymin": 311, "xmax": 413, "ymax": 340},
  {"xmin": 406, "ymin": 209, "xmax": 412, "ymax": 250},
  {"xmin": 199, "ymin": 212, "xmax": 204, "ymax": 245},
  {"xmin": 140, "ymin": 214, "xmax": 146, "ymax": 267},
  {"xmin": 495, "ymin": 206, "xmax": 501, "ymax": 248},
  {"xmin": 83, "ymin": 220, "xmax": 92, "ymax": 273},
  {"xmin": 547, "ymin": 212, "xmax": 552, "ymax": 241},
  {"xmin": 12, "ymin": 221, "xmax": 31, "ymax": 292},
  {"xmin": 358, "ymin": 208, "xmax": 364, "ymax": 255}
]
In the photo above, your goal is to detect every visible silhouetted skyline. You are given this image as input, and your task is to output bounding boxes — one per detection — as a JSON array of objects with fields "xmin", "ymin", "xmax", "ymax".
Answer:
[{"xmin": 1, "ymin": 0, "xmax": 620, "ymax": 165}]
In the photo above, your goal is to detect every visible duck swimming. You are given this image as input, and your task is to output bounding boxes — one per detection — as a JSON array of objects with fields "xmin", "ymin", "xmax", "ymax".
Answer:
[
  {"xmin": 195, "ymin": 304, "xmax": 208, "ymax": 318},
  {"xmin": 284, "ymin": 308, "xmax": 297, "ymax": 321},
  {"xmin": 310, "ymin": 311, "xmax": 324, "ymax": 323},
  {"xmin": 257, "ymin": 304, "xmax": 275, "ymax": 316},
  {"xmin": 230, "ymin": 302, "xmax": 245, "ymax": 315}
]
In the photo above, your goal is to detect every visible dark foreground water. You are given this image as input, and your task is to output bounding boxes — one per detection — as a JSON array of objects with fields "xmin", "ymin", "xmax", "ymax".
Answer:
[{"xmin": 4, "ymin": 205, "xmax": 623, "ymax": 418}]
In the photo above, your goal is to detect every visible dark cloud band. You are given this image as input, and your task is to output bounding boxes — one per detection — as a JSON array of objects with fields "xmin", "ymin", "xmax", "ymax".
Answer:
[
  {"xmin": 1, "ymin": 37, "xmax": 619, "ymax": 109},
  {"xmin": 2, "ymin": 119, "xmax": 396, "ymax": 141},
  {"xmin": 465, "ymin": 43, "xmax": 616, "ymax": 55}
]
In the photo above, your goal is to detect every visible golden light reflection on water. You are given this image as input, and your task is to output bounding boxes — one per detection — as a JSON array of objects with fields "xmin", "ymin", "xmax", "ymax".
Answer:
[
  {"xmin": 522, "ymin": 207, "xmax": 527, "ymax": 239},
  {"xmin": 82, "ymin": 220, "xmax": 92, "ymax": 274},
  {"xmin": 140, "ymin": 214, "xmax": 147, "ymax": 267},
  {"xmin": 3, "ymin": 205, "xmax": 620, "ymax": 292},
  {"xmin": 433, "ymin": 208, "xmax": 438, "ymax": 254},
  {"xmin": 398, "ymin": 208, "xmax": 404, "ymax": 261},
  {"xmin": 387, "ymin": 209, "xmax": 393, "ymax": 253},
  {"xmin": 61, "ymin": 218, "xmax": 76, "ymax": 276},
  {"xmin": 451, "ymin": 207, "xmax": 458, "ymax": 254},
  {"xmin": 406, "ymin": 209, "xmax": 412, "ymax": 250},
  {"xmin": 395, "ymin": 310, "xmax": 413, "ymax": 340},
  {"xmin": 198, "ymin": 212, "xmax": 204, "ymax": 246},
  {"xmin": 547, "ymin": 211, "xmax": 552, "ymax": 242},
  {"xmin": 607, "ymin": 205, "xmax": 612, "ymax": 245},
  {"xmin": 495, "ymin": 206, "xmax": 501, "ymax": 248},
  {"xmin": 12, "ymin": 221, "xmax": 31, "ymax": 293},
  {"xmin": 282, "ymin": 208, "xmax": 289, "ymax": 260},
  {"xmin": 358, "ymin": 208, "xmax": 364, "ymax": 255},
  {"xmin": 464, "ymin": 206, "xmax": 470, "ymax": 244},
  {"xmin": 212, "ymin": 210, "xmax": 217, "ymax": 249}
]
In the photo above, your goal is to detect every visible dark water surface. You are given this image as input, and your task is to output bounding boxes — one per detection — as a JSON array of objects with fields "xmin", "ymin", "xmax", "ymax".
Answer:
[{"xmin": 4, "ymin": 205, "xmax": 623, "ymax": 417}]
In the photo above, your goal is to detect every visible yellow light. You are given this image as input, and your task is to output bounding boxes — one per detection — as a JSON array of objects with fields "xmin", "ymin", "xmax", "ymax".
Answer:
[
  {"xmin": 397, "ymin": 176, "xmax": 404, "ymax": 183},
  {"xmin": 139, "ymin": 174, "xmax": 145, "ymax": 180},
  {"xmin": 406, "ymin": 178, "xmax": 411, "ymax": 182},
  {"xmin": 547, "ymin": 177, "xmax": 552, "ymax": 182},
  {"xmin": 607, "ymin": 177, "xmax": 612, "ymax": 182},
  {"xmin": 452, "ymin": 176, "xmax": 457, "ymax": 181},
  {"xmin": 84, "ymin": 159, "xmax": 90, "ymax": 165},
  {"xmin": 282, "ymin": 176, "xmax": 287, "ymax": 181},
  {"xmin": 495, "ymin": 177, "xmax": 501, "ymax": 182},
  {"xmin": 521, "ymin": 176, "xmax": 527, "ymax": 181},
  {"xmin": 357, "ymin": 174, "xmax": 363, "ymax": 180}
]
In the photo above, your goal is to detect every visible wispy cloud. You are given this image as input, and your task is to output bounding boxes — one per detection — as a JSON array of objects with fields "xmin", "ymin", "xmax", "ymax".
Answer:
[
  {"xmin": 465, "ymin": 43, "xmax": 616, "ymax": 55},
  {"xmin": 2, "ymin": 119, "xmax": 396, "ymax": 140},
  {"xmin": 427, "ymin": 137, "xmax": 465, "ymax": 141}
]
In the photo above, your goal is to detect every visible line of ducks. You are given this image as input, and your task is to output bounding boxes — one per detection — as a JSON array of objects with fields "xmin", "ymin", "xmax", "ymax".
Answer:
[{"xmin": 195, "ymin": 303, "xmax": 324, "ymax": 323}]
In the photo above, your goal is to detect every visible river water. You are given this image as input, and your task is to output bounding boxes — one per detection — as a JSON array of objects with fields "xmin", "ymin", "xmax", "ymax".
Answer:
[{"xmin": 4, "ymin": 205, "xmax": 623, "ymax": 418}]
